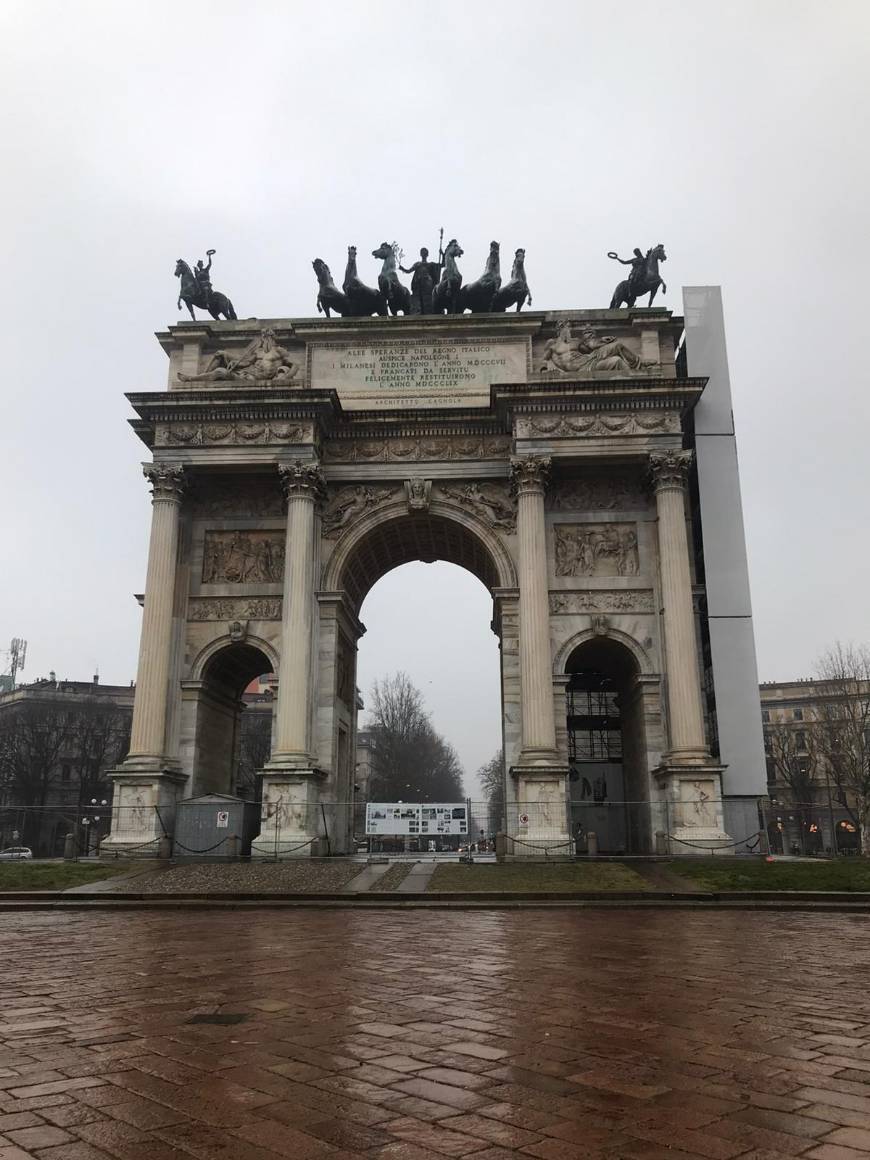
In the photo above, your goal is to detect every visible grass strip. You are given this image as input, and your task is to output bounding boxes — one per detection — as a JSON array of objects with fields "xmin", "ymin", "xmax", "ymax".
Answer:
[
  {"xmin": 428, "ymin": 861, "xmax": 650, "ymax": 893},
  {"xmin": 666, "ymin": 857, "xmax": 870, "ymax": 892}
]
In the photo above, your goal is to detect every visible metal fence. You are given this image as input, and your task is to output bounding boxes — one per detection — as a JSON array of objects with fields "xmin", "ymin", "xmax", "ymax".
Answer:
[{"xmin": 1, "ymin": 797, "xmax": 860, "ymax": 861}]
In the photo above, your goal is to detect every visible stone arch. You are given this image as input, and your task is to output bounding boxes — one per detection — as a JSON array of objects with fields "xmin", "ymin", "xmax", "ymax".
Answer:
[
  {"xmin": 554, "ymin": 625, "xmax": 654, "ymax": 678},
  {"xmin": 321, "ymin": 498, "xmax": 517, "ymax": 613},
  {"xmin": 188, "ymin": 636, "xmax": 278, "ymax": 799},
  {"xmin": 562, "ymin": 632, "xmax": 657, "ymax": 854},
  {"xmin": 189, "ymin": 632, "xmax": 280, "ymax": 684}
]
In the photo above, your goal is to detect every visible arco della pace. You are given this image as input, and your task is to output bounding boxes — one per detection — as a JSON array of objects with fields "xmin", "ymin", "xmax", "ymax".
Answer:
[{"xmin": 103, "ymin": 266, "xmax": 766, "ymax": 856}]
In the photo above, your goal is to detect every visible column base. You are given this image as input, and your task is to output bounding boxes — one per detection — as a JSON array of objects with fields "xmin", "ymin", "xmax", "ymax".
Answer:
[
  {"xmin": 654, "ymin": 763, "xmax": 733, "ymax": 854},
  {"xmin": 101, "ymin": 762, "xmax": 187, "ymax": 857},
  {"xmin": 251, "ymin": 767, "xmax": 325, "ymax": 858},
  {"xmin": 509, "ymin": 763, "xmax": 572, "ymax": 855}
]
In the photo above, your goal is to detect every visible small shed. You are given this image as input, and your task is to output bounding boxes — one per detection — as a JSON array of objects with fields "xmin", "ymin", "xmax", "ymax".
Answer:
[{"xmin": 173, "ymin": 793, "xmax": 260, "ymax": 857}]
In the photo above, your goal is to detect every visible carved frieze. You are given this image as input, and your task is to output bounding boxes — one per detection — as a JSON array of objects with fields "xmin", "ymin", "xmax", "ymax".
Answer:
[
  {"xmin": 202, "ymin": 530, "xmax": 285, "ymax": 584},
  {"xmin": 188, "ymin": 597, "xmax": 282, "ymax": 621},
  {"xmin": 550, "ymin": 590, "xmax": 654, "ymax": 614},
  {"xmin": 516, "ymin": 412, "xmax": 680, "ymax": 439},
  {"xmin": 548, "ymin": 475, "xmax": 645, "ymax": 512},
  {"xmin": 322, "ymin": 434, "xmax": 511, "ymax": 463},
  {"xmin": 188, "ymin": 477, "xmax": 284, "ymax": 519},
  {"xmin": 155, "ymin": 420, "xmax": 313, "ymax": 447},
  {"xmin": 554, "ymin": 523, "xmax": 639, "ymax": 577},
  {"xmin": 322, "ymin": 484, "xmax": 398, "ymax": 537}
]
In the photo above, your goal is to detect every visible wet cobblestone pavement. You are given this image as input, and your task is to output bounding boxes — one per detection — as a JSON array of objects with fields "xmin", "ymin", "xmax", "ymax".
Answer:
[{"xmin": 0, "ymin": 909, "xmax": 868, "ymax": 1158}]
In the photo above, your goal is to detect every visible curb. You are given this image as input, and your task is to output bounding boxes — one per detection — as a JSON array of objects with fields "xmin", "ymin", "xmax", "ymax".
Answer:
[{"xmin": 0, "ymin": 889, "xmax": 869, "ymax": 912}]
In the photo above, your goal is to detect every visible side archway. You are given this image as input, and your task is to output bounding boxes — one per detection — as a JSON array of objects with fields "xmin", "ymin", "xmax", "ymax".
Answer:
[
  {"xmin": 563, "ymin": 633, "xmax": 655, "ymax": 854},
  {"xmin": 188, "ymin": 638, "xmax": 277, "ymax": 799}
]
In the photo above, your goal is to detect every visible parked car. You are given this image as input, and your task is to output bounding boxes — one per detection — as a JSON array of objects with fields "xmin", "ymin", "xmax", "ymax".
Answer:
[{"xmin": 0, "ymin": 847, "xmax": 33, "ymax": 861}]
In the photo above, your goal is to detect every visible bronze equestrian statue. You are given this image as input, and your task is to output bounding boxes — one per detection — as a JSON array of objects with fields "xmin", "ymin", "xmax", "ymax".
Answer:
[
  {"xmin": 313, "ymin": 258, "xmax": 351, "ymax": 317},
  {"xmin": 432, "ymin": 239, "xmax": 464, "ymax": 314},
  {"xmin": 343, "ymin": 245, "xmax": 388, "ymax": 316},
  {"xmin": 608, "ymin": 245, "xmax": 667, "ymax": 309},
  {"xmin": 457, "ymin": 240, "xmax": 501, "ymax": 314},
  {"xmin": 175, "ymin": 250, "xmax": 237, "ymax": 321},
  {"xmin": 492, "ymin": 247, "xmax": 532, "ymax": 312},
  {"xmin": 372, "ymin": 242, "xmax": 411, "ymax": 316}
]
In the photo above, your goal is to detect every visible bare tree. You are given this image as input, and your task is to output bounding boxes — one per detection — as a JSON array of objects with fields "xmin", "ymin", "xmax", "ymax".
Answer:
[
  {"xmin": 0, "ymin": 703, "xmax": 70, "ymax": 847},
  {"xmin": 68, "ymin": 698, "xmax": 130, "ymax": 802},
  {"xmin": 477, "ymin": 749, "xmax": 505, "ymax": 833},
  {"xmin": 367, "ymin": 672, "xmax": 465, "ymax": 801},
  {"xmin": 815, "ymin": 642, "xmax": 870, "ymax": 855},
  {"xmin": 764, "ymin": 718, "xmax": 819, "ymax": 853}
]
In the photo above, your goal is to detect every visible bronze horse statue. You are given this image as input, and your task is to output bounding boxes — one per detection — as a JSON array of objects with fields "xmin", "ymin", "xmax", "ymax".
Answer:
[
  {"xmin": 343, "ymin": 245, "xmax": 388, "ymax": 316},
  {"xmin": 313, "ymin": 258, "xmax": 351, "ymax": 317},
  {"xmin": 458, "ymin": 240, "xmax": 501, "ymax": 313},
  {"xmin": 432, "ymin": 239, "xmax": 464, "ymax": 314},
  {"xmin": 609, "ymin": 244, "xmax": 667, "ymax": 309},
  {"xmin": 175, "ymin": 258, "xmax": 236, "ymax": 321},
  {"xmin": 372, "ymin": 242, "xmax": 411, "ymax": 316},
  {"xmin": 492, "ymin": 247, "xmax": 532, "ymax": 312}
]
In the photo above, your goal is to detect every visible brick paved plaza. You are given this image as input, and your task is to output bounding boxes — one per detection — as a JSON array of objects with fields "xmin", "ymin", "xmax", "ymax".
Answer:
[{"xmin": 0, "ymin": 910, "xmax": 869, "ymax": 1159}]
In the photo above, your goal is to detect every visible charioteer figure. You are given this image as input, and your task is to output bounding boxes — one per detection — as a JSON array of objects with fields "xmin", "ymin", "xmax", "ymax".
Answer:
[{"xmin": 400, "ymin": 245, "xmax": 443, "ymax": 315}]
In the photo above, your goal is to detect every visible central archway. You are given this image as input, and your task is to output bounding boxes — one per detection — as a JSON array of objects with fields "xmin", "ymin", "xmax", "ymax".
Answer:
[{"xmin": 317, "ymin": 504, "xmax": 518, "ymax": 852}]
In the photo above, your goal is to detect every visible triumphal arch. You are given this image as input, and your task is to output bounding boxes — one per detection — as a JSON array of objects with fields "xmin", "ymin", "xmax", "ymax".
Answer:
[{"xmin": 104, "ymin": 258, "xmax": 766, "ymax": 856}]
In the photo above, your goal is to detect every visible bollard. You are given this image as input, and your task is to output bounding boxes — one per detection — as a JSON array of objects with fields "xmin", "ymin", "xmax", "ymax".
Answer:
[
  {"xmin": 63, "ymin": 833, "xmax": 76, "ymax": 861},
  {"xmin": 586, "ymin": 831, "xmax": 598, "ymax": 858},
  {"xmin": 495, "ymin": 831, "xmax": 507, "ymax": 863},
  {"xmin": 655, "ymin": 830, "xmax": 669, "ymax": 856},
  {"xmin": 227, "ymin": 833, "xmax": 241, "ymax": 859},
  {"xmin": 158, "ymin": 835, "xmax": 172, "ymax": 860}
]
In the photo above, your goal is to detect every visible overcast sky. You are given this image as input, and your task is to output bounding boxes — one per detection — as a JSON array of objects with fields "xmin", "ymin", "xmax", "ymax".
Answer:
[{"xmin": 2, "ymin": 1, "xmax": 868, "ymax": 796}]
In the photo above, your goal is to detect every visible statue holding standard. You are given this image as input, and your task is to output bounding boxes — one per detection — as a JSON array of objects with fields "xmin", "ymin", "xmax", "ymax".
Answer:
[
  {"xmin": 608, "ymin": 244, "xmax": 667, "ymax": 309},
  {"xmin": 400, "ymin": 239, "xmax": 444, "ymax": 315},
  {"xmin": 175, "ymin": 249, "xmax": 237, "ymax": 321}
]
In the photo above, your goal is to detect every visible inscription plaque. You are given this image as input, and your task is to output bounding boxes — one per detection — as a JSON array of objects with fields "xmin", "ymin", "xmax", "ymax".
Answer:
[{"xmin": 308, "ymin": 336, "xmax": 529, "ymax": 409}]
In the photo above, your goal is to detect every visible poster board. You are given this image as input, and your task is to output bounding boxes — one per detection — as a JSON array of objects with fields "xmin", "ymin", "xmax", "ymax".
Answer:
[{"xmin": 365, "ymin": 802, "xmax": 468, "ymax": 837}]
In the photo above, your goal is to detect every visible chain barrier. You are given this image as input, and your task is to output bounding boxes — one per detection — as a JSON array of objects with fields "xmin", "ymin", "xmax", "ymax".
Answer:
[
  {"xmin": 172, "ymin": 837, "xmax": 236, "ymax": 855},
  {"xmin": 507, "ymin": 836, "xmax": 575, "ymax": 852},
  {"xmin": 666, "ymin": 831, "xmax": 763, "ymax": 851}
]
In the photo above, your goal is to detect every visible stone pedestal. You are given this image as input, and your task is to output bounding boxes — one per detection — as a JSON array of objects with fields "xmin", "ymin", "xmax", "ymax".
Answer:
[
  {"xmin": 656, "ymin": 765, "xmax": 730, "ymax": 853},
  {"xmin": 100, "ymin": 768, "xmax": 187, "ymax": 856},
  {"xmin": 513, "ymin": 770, "xmax": 571, "ymax": 854},
  {"xmin": 251, "ymin": 773, "xmax": 323, "ymax": 858}
]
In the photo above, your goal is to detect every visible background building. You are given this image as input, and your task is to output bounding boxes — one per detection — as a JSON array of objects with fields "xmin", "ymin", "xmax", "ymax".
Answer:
[
  {"xmin": 0, "ymin": 675, "xmax": 133, "ymax": 855},
  {"xmin": 760, "ymin": 678, "xmax": 865, "ymax": 854}
]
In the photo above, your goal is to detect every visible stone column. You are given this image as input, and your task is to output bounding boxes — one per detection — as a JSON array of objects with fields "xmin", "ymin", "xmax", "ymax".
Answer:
[
  {"xmin": 649, "ymin": 450, "xmax": 709, "ymax": 764},
  {"xmin": 268, "ymin": 461, "xmax": 325, "ymax": 766},
  {"xmin": 127, "ymin": 464, "xmax": 186, "ymax": 763},
  {"xmin": 510, "ymin": 455, "xmax": 558, "ymax": 763}
]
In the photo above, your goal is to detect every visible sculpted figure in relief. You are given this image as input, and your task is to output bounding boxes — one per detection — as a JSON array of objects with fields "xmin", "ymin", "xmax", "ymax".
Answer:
[
  {"xmin": 539, "ymin": 321, "xmax": 656, "ymax": 375},
  {"xmin": 440, "ymin": 482, "xmax": 516, "ymax": 530},
  {"xmin": 178, "ymin": 328, "xmax": 299, "ymax": 383},
  {"xmin": 321, "ymin": 485, "xmax": 396, "ymax": 538},
  {"xmin": 203, "ymin": 531, "xmax": 285, "ymax": 584},
  {"xmin": 554, "ymin": 525, "xmax": 639, "ymax": 577}
]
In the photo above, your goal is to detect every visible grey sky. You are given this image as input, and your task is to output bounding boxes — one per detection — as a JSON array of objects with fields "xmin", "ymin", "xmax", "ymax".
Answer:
[{"xmin": 2, "ymin": 1, "xmax": 868, "ymax": 795}]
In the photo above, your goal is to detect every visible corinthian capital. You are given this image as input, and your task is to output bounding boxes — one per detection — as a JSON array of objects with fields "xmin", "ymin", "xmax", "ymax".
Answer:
[
  {"xmin": 510, "ymin": 455, "xmax": 552, "ymax": 497},
  {"xmin": 648, "ymin": 449, "xmax": 693, "ymax": 493},
  {"xmin": 278, "ymin": 460, "xmax": 326, "ymax": 503},
  {"xmin": 143, "ymin": 463, "xmax": 186, "ymax": 502}
]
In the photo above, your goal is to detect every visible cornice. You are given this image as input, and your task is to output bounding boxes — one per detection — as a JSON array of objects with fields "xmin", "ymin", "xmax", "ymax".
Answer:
[{"xmin": 491, "ymin": 377, "xmax": 706, "ymax": 417}]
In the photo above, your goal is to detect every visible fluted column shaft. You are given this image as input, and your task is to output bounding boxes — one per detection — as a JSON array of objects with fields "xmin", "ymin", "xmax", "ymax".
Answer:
[
  {"xmin": 128, "ymin": 465, "xmax": 185, "ymax": 759},
  {"xmin": 271, "ymin": 462, "xmax": 325, "ymax": 762},
  {"xmin": 650, "ymin": 451, "xmax": 709, "ymax": 762},
  {"xmin": 511, "ymin": 456, "xmax": 557, "ymax": 759}
]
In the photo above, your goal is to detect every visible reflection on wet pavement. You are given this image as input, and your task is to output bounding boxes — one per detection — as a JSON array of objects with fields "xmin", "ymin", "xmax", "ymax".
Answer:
[{"xmin": 0, "ymin": 908, "xmax": 868, "ymax": 1158}]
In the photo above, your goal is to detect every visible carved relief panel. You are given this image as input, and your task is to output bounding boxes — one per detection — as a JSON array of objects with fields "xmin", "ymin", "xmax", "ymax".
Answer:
[
  {"xmin": 202, "ymin": 531, "xmax": 285, "ymax": 584},
  {"xmin": 553, "ymin": 523, "xmax": 639, "ymax": 577},
  {"xmin": 547, "ymin": 474, "xmax": 645, "ymax": 512}
]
